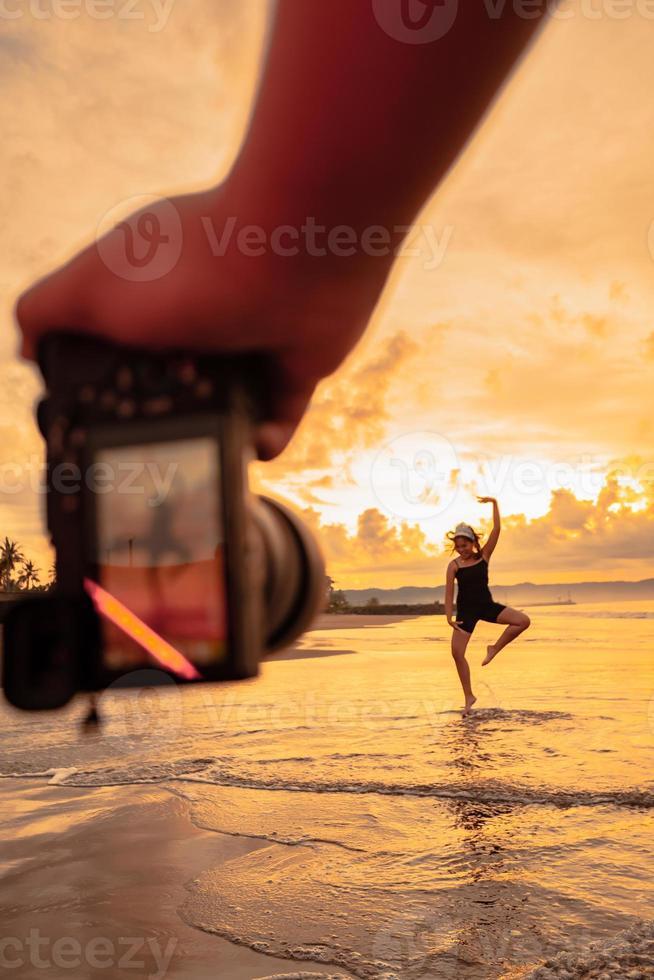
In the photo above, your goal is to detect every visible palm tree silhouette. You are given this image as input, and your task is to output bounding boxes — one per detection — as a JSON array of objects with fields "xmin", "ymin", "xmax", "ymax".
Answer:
[
  {"xmin": 0, "ymin": 537, "xmax": 25, "ymax": 591},
  {"xmin": 17, "ymin": 559, "xmax": 41, "ymax": 591}
]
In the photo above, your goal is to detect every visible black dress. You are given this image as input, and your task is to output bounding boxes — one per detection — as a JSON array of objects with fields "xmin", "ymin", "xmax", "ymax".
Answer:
[{"xmin": 454, "ymin": 557, "xmax": 506, "ymax": 634}]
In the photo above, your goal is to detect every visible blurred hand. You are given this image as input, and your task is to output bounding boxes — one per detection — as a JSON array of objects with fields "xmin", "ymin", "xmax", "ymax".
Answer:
[
  {"xmin": 15, "ymin": 182, "xmax": 389, "ymax": 461},
  {"xmin": 16, "ymin": 0, "xmax": 548, "ymax": 461}
]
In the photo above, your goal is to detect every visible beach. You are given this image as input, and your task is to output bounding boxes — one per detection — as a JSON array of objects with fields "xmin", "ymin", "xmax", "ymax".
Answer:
[{"xmin": 0, "ymin": 602, "xmax": 653, "ymax": 979}]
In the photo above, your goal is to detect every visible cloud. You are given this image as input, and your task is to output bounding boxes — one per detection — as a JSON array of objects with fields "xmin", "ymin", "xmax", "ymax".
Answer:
[
  {"xmin": 299, "ymin": 504, "xmax": 440, "ymax": 586},
  {"xmin": 255, "ymin": 330, "xmax": 421, "ymax": 482},
  {"xmin": 580, "ymin": 314, "xmax": 608, "ymax": 339},
  {"xmin": 0, "ymin": 34, "xmax": 38, "ymax": 70},
  {"xmin": 3, "ymin": 2, "xmax": 654, "ymax": 590},
  {"xmin": 294, "ymin": 463, "xmax": 654, "ymax": 589},
  {"xmin": 439, "ymin": 294, "xmax": 650, "ymax": 460}
]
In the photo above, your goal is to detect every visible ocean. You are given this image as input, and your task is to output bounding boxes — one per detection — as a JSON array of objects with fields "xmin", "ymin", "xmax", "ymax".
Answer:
[{"xmin": 0, "ymin": 599, "xmax": 652, "ymax": 979}]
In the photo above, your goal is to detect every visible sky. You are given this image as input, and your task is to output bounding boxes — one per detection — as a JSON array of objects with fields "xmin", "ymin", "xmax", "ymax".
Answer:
[{"xmin": 2, "ymin": 0, "xmax": 653, "ymax": 590}]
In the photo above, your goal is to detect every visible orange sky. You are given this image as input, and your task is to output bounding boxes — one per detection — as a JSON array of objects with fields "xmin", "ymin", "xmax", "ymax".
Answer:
[{"xmin": 2, "ymin": 1, "xmax": 653, "ymax": 589}]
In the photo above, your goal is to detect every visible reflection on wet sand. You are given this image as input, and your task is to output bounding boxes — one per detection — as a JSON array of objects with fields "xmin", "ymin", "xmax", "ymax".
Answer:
[{"xmin": 0, "ymin": 605, "xmax": 652, "ymax": 978}]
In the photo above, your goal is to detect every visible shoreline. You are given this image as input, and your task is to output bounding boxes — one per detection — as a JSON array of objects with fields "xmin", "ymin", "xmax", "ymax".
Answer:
[
  {"xmin": 0, "ymin": 777, "xmax": 353, "ymax": 980},
  {"xmin": 308, "ymin": 612, "xmax": 420, "ymax": 630}
]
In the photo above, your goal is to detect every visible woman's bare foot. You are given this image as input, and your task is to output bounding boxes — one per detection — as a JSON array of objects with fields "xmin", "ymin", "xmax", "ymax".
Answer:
[
  {"xmin": 463, "ymin": 694, "xmax": 477, "ymax": 715},
  {"xmin": 482, "ymin": 644, "xmax": 498, "ymax": 666}
]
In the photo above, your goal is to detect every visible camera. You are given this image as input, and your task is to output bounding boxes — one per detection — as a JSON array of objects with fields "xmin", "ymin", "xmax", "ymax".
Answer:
[{"xmin": 2, "ymin": 333, "xmax": 325, "ymax": 711}]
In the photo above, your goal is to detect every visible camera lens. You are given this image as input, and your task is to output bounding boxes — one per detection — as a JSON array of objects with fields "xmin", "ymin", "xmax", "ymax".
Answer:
[{"xmin": 252, "ymin": 496, "xmax": 325, "ymax": 653}]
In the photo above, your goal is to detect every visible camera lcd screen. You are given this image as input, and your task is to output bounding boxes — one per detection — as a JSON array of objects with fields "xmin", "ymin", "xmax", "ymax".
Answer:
[{"xmin": 92, "ymin": 436, "xmax": 227, "ymax": 675}]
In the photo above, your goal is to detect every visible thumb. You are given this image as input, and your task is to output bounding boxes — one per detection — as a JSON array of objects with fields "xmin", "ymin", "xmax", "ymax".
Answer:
[{"xmin": 254, "ymin": 348, "xmax": 319, "ymax": 461}]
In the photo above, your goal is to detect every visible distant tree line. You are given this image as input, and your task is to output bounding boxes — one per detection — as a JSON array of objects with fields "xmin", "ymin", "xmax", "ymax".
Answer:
[
  {"xmin": 325, "ymin": 575, "xmax": 350, "ymax": 612},
  {"xmin": 0, "ymin": 538, "xmax": 53, "ymax": 593},
  {"xmin": 325, "ymin": 576, "xmax": 444, "ymax": 616}
]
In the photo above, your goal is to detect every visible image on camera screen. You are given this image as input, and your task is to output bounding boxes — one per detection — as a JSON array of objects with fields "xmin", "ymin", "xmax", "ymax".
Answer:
[{"xmin": 92, "ymin": 436, "xmax": 227, "ymax": 674}]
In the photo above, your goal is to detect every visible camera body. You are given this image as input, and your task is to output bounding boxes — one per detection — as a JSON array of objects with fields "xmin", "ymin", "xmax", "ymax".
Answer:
[{"xmin": 2, "ymin": 333, "xmax": 325, "ymax": 711}]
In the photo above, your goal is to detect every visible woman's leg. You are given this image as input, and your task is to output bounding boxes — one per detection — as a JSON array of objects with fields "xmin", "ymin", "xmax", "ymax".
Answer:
[
  {"xmin": 451, "ymin": 627, "xmax": 476, "ymax": 713},
  {"xmin": 482, "ymin": 607, "xmax": 531, "ymax": 666}
]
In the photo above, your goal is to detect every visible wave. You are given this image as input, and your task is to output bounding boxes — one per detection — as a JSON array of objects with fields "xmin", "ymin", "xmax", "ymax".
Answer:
[
  {"xmin": 184, "ymin": 913, "xmax": 654, "ymax": 980},
  {"xmin": 174, "ymin": 773, "xmax": 654, "ymax": 810},
  {"xmin": 11, "ymin": 760, "xmax": 650, "ymax": 810},
  {"xmin": 252, "ymin": 975, "xmax": 351, "ymax": 980},
  {"xmin": 450, "ymin": 708, "xmax": 574, "ymax": 723},
  {"xmin": 540, "ymin": 609, "xmax": 654, "ymax": 620},
  {"xmin": 0, "ymin": 757, "xmax": 217, "ymax": 786},
  {"xmin": 525, "ymin": 918, "xmax": 654, "ymax": 978}
]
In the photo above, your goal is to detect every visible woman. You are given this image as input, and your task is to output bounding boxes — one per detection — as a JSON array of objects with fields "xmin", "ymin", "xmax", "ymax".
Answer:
[{"xmin": 444, "ymin": 496, "xmax": 531, "ymax": 715}]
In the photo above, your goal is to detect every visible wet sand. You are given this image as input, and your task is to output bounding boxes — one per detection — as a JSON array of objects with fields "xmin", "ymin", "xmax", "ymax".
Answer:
[
  {"xmin": 0, "ymin": 779, "xmax": 351, "ymax": 980},
  {"xmin": 0, "ymin": 616, "xmax": 407, "ymax": 979},
  {"xmin": 1, "ymin": 603, "xmax": 652, "ymax": 978}
]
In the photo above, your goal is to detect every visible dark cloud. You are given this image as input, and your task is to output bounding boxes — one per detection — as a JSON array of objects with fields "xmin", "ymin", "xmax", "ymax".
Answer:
[{"xmin": 0, "ymin": 33, "xmax": 40, "ymax": 79}]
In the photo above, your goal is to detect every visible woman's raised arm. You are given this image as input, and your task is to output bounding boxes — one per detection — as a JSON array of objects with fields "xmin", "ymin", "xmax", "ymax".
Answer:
[{"xmin": 478, "ymin": 497, "xmax": 501, "ymax": 561}]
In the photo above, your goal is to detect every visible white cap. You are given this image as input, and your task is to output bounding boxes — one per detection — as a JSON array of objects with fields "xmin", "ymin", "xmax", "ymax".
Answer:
[{"xmin": 453, "ymin": 522, "xmax": 475, "ymax": 541}]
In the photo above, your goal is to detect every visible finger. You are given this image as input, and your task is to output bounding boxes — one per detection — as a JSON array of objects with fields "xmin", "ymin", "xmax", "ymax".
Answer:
[
  {"xmin": 255, "ymin": 352, "xmax": 318, "ymax": 461},
  {"xmin": 15, "ymin": 251, "xmax": 96, "ymax": 360},
  {"xmin": 255, "ymin": 422, "xmax": 297, "ymax": 462}
]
